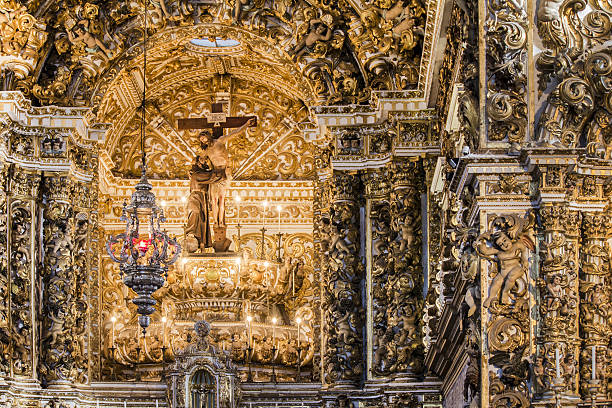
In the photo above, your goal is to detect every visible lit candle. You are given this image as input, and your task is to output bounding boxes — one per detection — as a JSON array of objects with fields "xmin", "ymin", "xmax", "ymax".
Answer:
[
  {"xmin": 110, "ymin": 316, "xmax": 116, "ymax": 346},
  {"xmin": 592, "ymin": 345, "xmax": 596, "ymax": 380},
  {"xmin": 162, "ymin": 316, "xmax": 167, "ymax": 346},
  {"xmin": 262, "ymin": 201, "xmax": 268, "ymax": 228},
  {"xmin": 124, "ymin": 401, "xmax": 127, "ymax": 408},
  {"xmin": 156, "ymin": 400, "xmax": 158, "ymax": 408},
  {"xmin": 277, "ymin": 205, "xmax": 282, "ymax": 234},
  {"xmin": 272, "ymin": 317, "xmax": 277, "ymax": 346},
  {"xmin": 235, "ymin": 195, "xmax": 241, "ymax": 225},
  {"xmin": 555, "ymin": 345, "xmax": 561, "ymax": 379},
  {"xmin": 292, "ymin": 266, "xmax": 295, "ymax": 298},
  {"xmin": 247, "ymin": 315, "xmax": 253, "ymax": 348},
  {"xmin": 96, "ymin": 400, "xmax": 100, "ymax": 408},
  {"xmin": 296, "ymin": 317, "xmax": 301, "ymax": 345}
]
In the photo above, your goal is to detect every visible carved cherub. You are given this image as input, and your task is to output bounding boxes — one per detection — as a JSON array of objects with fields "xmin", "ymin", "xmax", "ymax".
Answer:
[
  {"xmin": 45, "ymin": 309, "xmax": 66, "ymax": 346},
  {"xmin": 327, "ymin": 223, "xmax": 353, "ymax": 258},
  {"xmin": 475, "ymin": 216, "xmax": 534, "ymax": 307},
  {"xmin": 546, "ymin": 274, "xmax": 563, "ymax": 311},
  {"xmin": 533, "ymin": 355, "xmax": 546, "ymax": 391},
  {"xmin": 561, "ymin": 352, "xmax": 576, "ymax": 386},
  {"xmin": 395, "ymin": 213, "xmax": 419, "ymax": 252},
  {"xmin": 290, "ymin": 15, "xmax": 334, "ymax": 60},
  {"xmin": 333, "ymin": 310, "xmax": 353, "ymax": 346}
]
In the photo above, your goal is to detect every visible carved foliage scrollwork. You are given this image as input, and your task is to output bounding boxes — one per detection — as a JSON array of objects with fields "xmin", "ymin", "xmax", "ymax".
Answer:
[
  {"xmin": 484, "ymin": 0, "xmax": 528, "ymax": 148},
  {"xmin": 537, "ymin": 50, "xmax": 612, "ymax": 156},
  {"xmin": 476, "ymin": 213, "xmax": 535, "ymax": 407},
  {"xmin": 321, "ymin": 172, "xmax": 363, "ymax": 384}
]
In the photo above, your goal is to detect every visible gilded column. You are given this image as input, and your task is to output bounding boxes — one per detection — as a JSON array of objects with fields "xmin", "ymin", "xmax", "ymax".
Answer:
[
  {"xmin": 363, "ymin": 169, "xmax": 391, "ymax": 379},
  {"xmin": 537, "ymin": 204, "xmax": 580, "ymax": 398},
  {"xmin": 579, "ymin": 213, "xmax": 610, "ymax": 400},
  {"xmin": 72, "ymin": 181, "xmax": 93, "ymax": 383},
  {"xmin": 8, "ymin": 169, "xmax": 40, "ymax": 379},
  {"xmin": 313, "ymin": 170, "xmax": 331, "ymax": 383},
  {"xmin": 40, "ymin": 175, "xmax": 76, "ymax": 384},
  {"xmin": 0, "ymin": 164, "xmax": 9, "ymax": 376},
  {"xmin": 386, "ymin": 161, "xmax": 424, "ymax": 376},
  {"xmin": 321, "ymin": 172, "xmax": 363, "ymax": 387}
]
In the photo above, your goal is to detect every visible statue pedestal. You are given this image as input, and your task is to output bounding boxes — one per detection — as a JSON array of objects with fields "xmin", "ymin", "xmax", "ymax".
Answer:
[{"xmin": 213, "ymin": 225, "xmax": 232, "ymax": 253}]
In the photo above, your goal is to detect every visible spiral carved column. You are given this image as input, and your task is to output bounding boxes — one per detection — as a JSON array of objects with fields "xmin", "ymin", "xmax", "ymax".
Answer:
[
  {"xmin": 321, "ymin": 172, "xmax": 364, "ymax": 387},
  {"xmin": 537, "ymin": 204, "xmax": 580, "ymax": 398},
  {"xmin": 7, "ymin": 169, "xmax": 40, "ymax": 379},
  {"xmin": 579, "ymin": 213, "xmax": 610, "ymax": 400}
]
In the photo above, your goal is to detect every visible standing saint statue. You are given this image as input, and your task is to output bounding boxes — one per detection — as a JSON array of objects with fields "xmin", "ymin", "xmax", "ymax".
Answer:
[{"xmin": 185, "ymin": 118, "xmax": 255, "ymax": 253}]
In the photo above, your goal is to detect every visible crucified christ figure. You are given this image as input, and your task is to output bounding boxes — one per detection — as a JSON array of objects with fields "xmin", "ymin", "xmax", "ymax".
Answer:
[{"xmin": 198, "ymin": 117, "xmax": 255, "ymax": 228}]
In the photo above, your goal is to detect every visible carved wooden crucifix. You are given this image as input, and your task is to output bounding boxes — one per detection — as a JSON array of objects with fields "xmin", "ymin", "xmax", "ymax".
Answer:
[{"xmin": 177, "ymin": 102, "xmax": 257, "ymax": 137}]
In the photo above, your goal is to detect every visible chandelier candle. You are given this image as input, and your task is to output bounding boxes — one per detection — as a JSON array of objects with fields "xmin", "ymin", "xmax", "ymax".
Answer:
[{"xmin": 592, "ymin": 345, "xmax": 596, "ymax": 380}]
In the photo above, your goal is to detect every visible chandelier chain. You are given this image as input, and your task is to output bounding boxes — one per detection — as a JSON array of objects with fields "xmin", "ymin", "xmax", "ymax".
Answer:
[{"xmin": 141, "ymin": 0, "xmax": 148, "ymax": 174}]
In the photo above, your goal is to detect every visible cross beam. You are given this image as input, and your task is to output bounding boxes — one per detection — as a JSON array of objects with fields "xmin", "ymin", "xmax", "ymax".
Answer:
[{"xmin": 177, "ymin": 102, "xmax": 257, "ymax": 138}]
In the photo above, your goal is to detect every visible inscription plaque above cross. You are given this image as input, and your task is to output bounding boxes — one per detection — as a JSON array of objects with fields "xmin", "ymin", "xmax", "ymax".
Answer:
[{"xmin": 177, "ymin": 102, "xmax": 257, "ymax": 137}]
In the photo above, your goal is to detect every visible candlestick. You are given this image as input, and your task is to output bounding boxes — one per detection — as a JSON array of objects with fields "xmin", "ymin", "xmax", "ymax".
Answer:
[
  {"xmin": 555, "ymin": 345, "xmax": 561, "ymax": 379},
  {"xmin": 592, "ymin": 345, "xmax": 596, "ymax": 380},
  {"xmin": 247, "ymin": 315, "xmax": 253, "ymax": 348},
  {"xmin": 161, "ymin": 316, "xmax": 167, "ymax": 346},
  {"xmin": 110, "ymin": 316, "xmax": 116, "ymax": 346},
  {"xmin": 156, "ymin": 400, "xmax": 159, "ymax": 408},
  {"xmin": 97, "ymin": 399, "xmax": 100, "ymax": 408},
  {"xmin": 262, "ymin": 201, "xmax": 268, "ymax": 228},
  {"xmin": 235, "ymin": 195, "xmax": 241, "ymax": 225},
  {"xmin": 277, "ymin": 205, "xmax": 281, "ymax": 234},
  {"xmin": 272, "ymin": 317, "xmax": 277, "ymax": 346},
  {"xmin": 296, "ymin": 317, "xmax": 301, "ymax": 344}
]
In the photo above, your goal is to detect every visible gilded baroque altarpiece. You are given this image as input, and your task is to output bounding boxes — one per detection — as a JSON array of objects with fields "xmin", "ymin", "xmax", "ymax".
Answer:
[{"xmin": 0, "ymin": 0, "xmax": 609, "ymax": 407}]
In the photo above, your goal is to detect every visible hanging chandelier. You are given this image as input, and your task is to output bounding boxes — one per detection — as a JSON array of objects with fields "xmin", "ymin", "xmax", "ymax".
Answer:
[{"xmin": 106, "ymin": 4, "xmax": 180, "ymax": 333}]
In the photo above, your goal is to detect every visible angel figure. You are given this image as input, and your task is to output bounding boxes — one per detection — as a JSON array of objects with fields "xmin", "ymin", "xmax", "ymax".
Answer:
[
  {"xmin": 476, "ymin": 217, "xmax": 533, "ymax": 307},
  {"xmin": 232, "ymin": 0, "xmax": 254, "ymax": 23},
  {"xmin": 151, "ymin": 0, "xmax": 171, "ymax": 19},
  {"xmin": 67, "ymin": 20, "xmax": 112, "ymax": 60},
  {"xmin": 290, "ymin": 15, "xmax": 334, "ymax": 60}
]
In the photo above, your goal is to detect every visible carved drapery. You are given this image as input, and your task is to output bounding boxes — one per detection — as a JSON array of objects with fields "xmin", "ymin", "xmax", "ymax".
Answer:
[
  {"xmin": 579, "ymin": 213, "xmax": 610, "ymax": 399},
  {"xmin": 477, "ymin": 213, "xmax": 534, "ymax": 408},
  {"xmin": 537, "ymin": 204, "xmax": 580, "ymax": 396},
  {"xmin": 321, "ymin": 172, "xmax": 363, "ymax": 386}
]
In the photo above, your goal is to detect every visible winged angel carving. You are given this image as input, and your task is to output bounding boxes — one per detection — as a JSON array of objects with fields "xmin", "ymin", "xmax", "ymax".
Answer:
[{"xmin": 475, "ymin": 214, "xmax": 535, "ymax": 308}]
